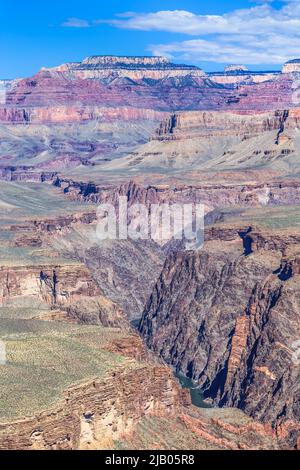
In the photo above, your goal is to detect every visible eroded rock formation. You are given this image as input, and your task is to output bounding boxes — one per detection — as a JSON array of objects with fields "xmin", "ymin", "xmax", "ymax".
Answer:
[
  {"xmin": 139, "ymin": 224, "xmax": 300, "ymax": 447},
  {"xmin": 0, "ymin": 364, "xmax": 186, "ymax": 450}
]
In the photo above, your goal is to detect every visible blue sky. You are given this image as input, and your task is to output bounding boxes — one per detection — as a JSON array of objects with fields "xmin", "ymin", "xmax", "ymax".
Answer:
[{"xmin": 0, "ymin": 0, "xmax": 299, "ymax": 78}]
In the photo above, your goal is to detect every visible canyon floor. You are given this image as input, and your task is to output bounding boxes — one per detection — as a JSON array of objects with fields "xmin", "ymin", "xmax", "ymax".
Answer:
[{"xmin": 0, "ymin": 55, "xmax": 300, "ymax": 450}]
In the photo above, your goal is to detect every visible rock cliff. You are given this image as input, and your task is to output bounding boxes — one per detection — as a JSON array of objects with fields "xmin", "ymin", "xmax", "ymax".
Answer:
[
  {"xmin": 0, "ymin": 263, "xmax": 127, "ymax": 328},
  {"xmin": 54, "ymin": 177, "xmax": 300, "ymax": 212},
  {"xmin": 0, "ymin": 58, "xmax": 295, "ymax": 126},
  {"xmin": 139, "ymin": 224, "xmax": 300, "ymax": 447},
  {"xmin": 45, "ymin": 55, "xmax": 206, "ymax": 81},
  {"xmin": 282, "ymin": 59, "xmax": 300, "ymax": 74},
  {"xmin": 0, "ymin": 363, "xmax": 185, "ymax": 450}
]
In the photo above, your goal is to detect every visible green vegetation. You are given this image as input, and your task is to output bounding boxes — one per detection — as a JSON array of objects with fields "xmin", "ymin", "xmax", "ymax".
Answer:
[
  {"xmin": 0, "ymin": 181, "xmax": 95, "ymax": 226},
  {"xmin": 0, "ymin": 314, "xmax": 133, "ymax": 420},
  {"xmin": 214, "ymin": 205, "xmax": 300, "ymax": 229},
  {"xmin": 114, "ymin": 416, "xmax": 221, "ymax": 450}
]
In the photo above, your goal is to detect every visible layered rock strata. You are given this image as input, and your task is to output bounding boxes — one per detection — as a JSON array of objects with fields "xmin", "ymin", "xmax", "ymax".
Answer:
[
  {"xmin": 54, "ymin": 178, "xmax": 300, "ymax": 211},
  {"xmin": 0, "ymin": 364, "xmax": 186, "ymax": 450},
  {"xmin": 45, "ymin": 55, "xmax": 206, "ymax": 81},
  {"xmin": 0, "ymin": 263, "xmax": 126, "ymax": 328},
  {"xmin": 139, "ymin": 224, "xmax": 300, "ymax": 447}
]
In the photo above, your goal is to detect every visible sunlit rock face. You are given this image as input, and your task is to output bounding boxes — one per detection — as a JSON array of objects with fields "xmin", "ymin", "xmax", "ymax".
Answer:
[
  {"xmin": 1, "ymin": 56, "xmax": 299, "ymax": 126},
  {"xmin": 224, "ymin": 65, "xmax": 249, "ymax": 73},
  {"xmin": 43, "ymin": 55, "xmax": 206, "ymax": 81},
  {"xmin": 282, "ymin": 59, "xmax": 300, "ymax": 74},
  {"xmin": 81, "ymin": 55, "xmax": 171, "ymax": 66}
]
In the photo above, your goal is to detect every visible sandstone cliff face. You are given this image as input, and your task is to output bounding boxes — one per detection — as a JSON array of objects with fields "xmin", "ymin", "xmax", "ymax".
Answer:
[
  {"xmin": 1, "ymin": 64, "xmax": 295, "ymax": 126},
  {"xmin": 82, "ymin": 56, "xmax": 171, "ymax": 66},
  {"xmin": 0, "ymin": 364, "xmax": 185, "ymax": 450},
  {"xmin": 0, "ymin": 263, "xmax": 126, "ymax": 328},
  {"xmin": 56, "ymin": 178, "xmax": 300, "ymax": 212},
  {"xmin": 282, "ymin": 59, "xmax": 300, "ymax": 74},
  {"xmin": 155, "ymin": 110, "xmax": 299, "ymax": 140},
  {"xmin": 101, "ymin": 106, "xmax": 300, "ymax": 173},
  {"xmin": 209, "ymin": 71, "xmax": 280, "ymax": 86},
  {"xmin": 0, "ymin": 105, "xmax": 166, "ymax": 124},
  {"xmin": 139, "ymin": 225, "xmax": 300, "ymax": 445},
  {"xmin": 45, "ymin": 55, "xmax": 206, "ymax": 82}
]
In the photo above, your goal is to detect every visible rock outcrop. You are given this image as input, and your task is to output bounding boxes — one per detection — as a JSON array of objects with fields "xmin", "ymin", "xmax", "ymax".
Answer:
[
  {"xmin": 45, "ymin": 55, "xmax": 206, "ymax": 81},
  {"xmin": 54, "ymin": 177, "xmax": 300, "ymax": 212},
  {"xmin": 0, "ymin": 105, "xmax": 166, "ymax": 124},
  {"xmin": 0, "ymin": 364, "xmax": 185, "ymax": 450},
  {"xmin": 155, "ymin": 109, "xmax": 295, "ymax": 140},
  {"xmin": 139, "ymin": 224, "xmax": 300, "ymax": 447},
  {"xmin": 118, "ymin": 407, "xmax": 286, "ymax": 450},
  {"xmin": 0, "ymin": 57, "xmax": 296, "ymax": 126},
  {"xmin": 282, "ymin": 59, "xmax": 300, "ymax": 74},
  {"xmin": 209, "ymin": 65, "xmax": 279, "ymax": 86},
  {"xmin": 0, "ymin": 263, "xmax": 127, "ymax": 328},
  {"xmin": 225, "ymin": 65, "xmax": 249, "ymax": 73}
]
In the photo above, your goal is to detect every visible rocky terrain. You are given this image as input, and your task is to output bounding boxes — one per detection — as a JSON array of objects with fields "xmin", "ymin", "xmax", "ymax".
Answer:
[
  {"xmin": 46, "ymin": 55, "xmax": 206, "ymax": 81},
  {"xmin": 0, "ymin": 182, "xmax": 289, "ymax": 450},
  {"xmin": 139, "ymin": 216, "xmax": 300, "ymax": 447},
  {"xmin": 0, "ymin": 312, "xmax": 288, "ymax": 450},
  {"xmin": 282, "ymin": 59, "xmax": 300, "ymax": 74},
  {"xmin": 105, "ymin": 108, "xmax": 300, "ymax": 173},
  {"xmin": 0, "ymin": 55, "xmax": 300, "ymax": 450},
  {"xmin": 0, "ymin": 55, "xmax": 299, "ymax": 181},
  {"xmin": 0, "ymin": 56, "xmax": 296, "ymax": 129}
]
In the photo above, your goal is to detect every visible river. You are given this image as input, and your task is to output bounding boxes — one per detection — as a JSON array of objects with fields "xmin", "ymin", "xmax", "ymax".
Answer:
[
  {"xmin": 131, "ymin": 319, "xmax": 211, "ymax": 409},
  {"xmin": 175, "ymin": 372, "xmax": 212, "ymax": 408}
]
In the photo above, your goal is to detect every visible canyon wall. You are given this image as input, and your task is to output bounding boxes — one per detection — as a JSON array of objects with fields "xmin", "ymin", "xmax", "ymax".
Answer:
[
  {"xmin": 54, "ymin": 178, "xmax": 300, "ymax": 211},
  {"xmin": 282, "ymin": 59, "xmax": 300, "ymax": 74},
  {"xmin": 139, "ymin": 225, "xmax": 300, "ymax": 440},
  {"xmin": 0, "ymin": 262, "xmax": 126, "ymax": 327},
  {"xmin": 0, "ymin": 105, "xmax": 166, "ymax": 124},
  {"xmin": 155, "ymin": 109, "xmax": 296, "ymax": 140},
  {"xmin": 0, "ymin": 60, "xmax": 296, "ymax": 126},
  {"xmin": 0, "ymin": 364, "xmax": 185, "ymax": 450},
  {"xmin": 45, "ymin": 55, "xmax": 206, "ymax": 81}
]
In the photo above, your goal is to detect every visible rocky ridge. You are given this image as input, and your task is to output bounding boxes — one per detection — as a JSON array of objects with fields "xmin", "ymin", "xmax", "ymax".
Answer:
[
  {"xmin": 139, "ymin": 223, "xmax": 300, "ymax": 447},
  {"xmin": 0, "ymin": 59, "xmax": 296, "ymax": 127},
  {"xmin": 45, "ymin": 55, "xmax": 206, "ymax": 81}
]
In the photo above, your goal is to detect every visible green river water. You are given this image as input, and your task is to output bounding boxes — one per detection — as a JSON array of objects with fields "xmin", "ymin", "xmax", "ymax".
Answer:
[{"xmin": 131, "ymin": 320, "xmax": 211, "ymax": 409}]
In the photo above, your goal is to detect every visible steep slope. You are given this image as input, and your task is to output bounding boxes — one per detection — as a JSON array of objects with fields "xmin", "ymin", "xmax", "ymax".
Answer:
[
  {"xmin": 0, "ymin": 57, "xmax": 295, "ymax": 127},
  {"xmin": 139, "ymin": 221, "xmax": 300, "ymax": 444},
  {"xmin": 0, "ymin": 183, "xmax": 289, "ymax": 450},
  {"xmin": 104, "ymin": 109, "xmax": 300, "ymax": 174}
]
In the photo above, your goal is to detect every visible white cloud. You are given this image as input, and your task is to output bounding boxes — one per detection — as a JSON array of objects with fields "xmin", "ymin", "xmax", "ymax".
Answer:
[
  {"xmin": 99, "ymin": 5, "xmax": 300, "ymax": 36},
  {"xmin": 99, "ymin": 2, "xmax": 300, "ymax": 65},
  {"xmin": 62, "ymin": 18, "xmax": 90, "ymax": 28}
]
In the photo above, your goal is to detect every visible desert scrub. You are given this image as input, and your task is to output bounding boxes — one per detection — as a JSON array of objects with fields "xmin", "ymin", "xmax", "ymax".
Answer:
[{"xmin": 0, "ymin": 319, "xmax": 134, "ymax": 419}]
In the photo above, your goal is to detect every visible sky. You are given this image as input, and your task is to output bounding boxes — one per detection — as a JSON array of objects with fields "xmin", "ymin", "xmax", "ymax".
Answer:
[{"xmin": 1, "ymin": 0, "xmax": 300, "ymax": 78}]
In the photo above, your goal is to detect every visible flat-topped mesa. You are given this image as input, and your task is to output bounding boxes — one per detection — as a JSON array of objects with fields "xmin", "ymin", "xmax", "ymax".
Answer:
[
  {"xmin": 282, "ymin": 58, "xmax": 300, "ymax": 74},
  {"xmin": 209, "ymin": 66, "xmax": 280, "ymax": 85},
  {"xmin": 44, "ymin": 55, "xmax": 206, "ymax": 81},
  {"xmin": 81, "ymin": 55, "xmax": 170, "ymax": 67},
  {"xmin": 224, "ymin": 65, "xmax": 249, "ymax": 74}
]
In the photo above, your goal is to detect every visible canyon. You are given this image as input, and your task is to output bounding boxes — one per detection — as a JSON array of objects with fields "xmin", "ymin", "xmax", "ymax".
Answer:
[
  {"xmin": 0, "ymin": 55, "xmax": 300, "ymax": 450},
  {"xmin": 140, "ymin": 222, "xmax": 300, "ymax": 430}
]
